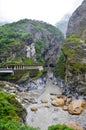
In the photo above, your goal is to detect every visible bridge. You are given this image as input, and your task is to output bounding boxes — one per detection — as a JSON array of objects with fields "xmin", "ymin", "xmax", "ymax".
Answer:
[
  {"xmin": 0, "ymin": 68, "xmax": 14, "ymax": 74},
  {"xmin": 0, "ymin": 65, "xmax": 43, "ymax": 74}
]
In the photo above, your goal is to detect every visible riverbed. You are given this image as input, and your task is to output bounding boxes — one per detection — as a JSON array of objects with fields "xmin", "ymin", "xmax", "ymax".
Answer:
[{"xmin": 25, "ymin": 79, "xmax": 86, "ymax": 130}]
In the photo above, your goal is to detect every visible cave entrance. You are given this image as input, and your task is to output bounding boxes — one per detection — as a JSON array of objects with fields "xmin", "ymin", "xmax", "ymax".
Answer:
[{"xmin": 49, "ymin": 63, "xmax": 55, "ymax": 67}]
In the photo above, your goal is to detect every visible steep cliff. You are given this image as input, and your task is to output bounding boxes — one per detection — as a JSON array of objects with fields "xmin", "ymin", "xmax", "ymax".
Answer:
[
  {"xmin": 66, "ymin": 0, "xmax": 86, "ymax": 40},
  {"xmin": 62, "ymin": 35, "xmax": 86, "ymax": 95},
  {"xmin": 61, "ymin": 0, "xmax": 86, "ymax": 95},
  {"xmin": 0, "ymin": 19, "xmax": 64, "ymax": 67}
]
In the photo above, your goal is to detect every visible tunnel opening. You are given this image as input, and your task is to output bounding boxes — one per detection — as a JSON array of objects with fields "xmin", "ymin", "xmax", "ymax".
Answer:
[{"xmin": 49, "ymin": 63, "xmax": 55, "ymax": 67}]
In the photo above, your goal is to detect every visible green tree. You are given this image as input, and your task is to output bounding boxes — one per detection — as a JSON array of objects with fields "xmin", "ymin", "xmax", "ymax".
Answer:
[{"xmin": 54, "ymin": 53, "xmax": 66, "ymax": 79}]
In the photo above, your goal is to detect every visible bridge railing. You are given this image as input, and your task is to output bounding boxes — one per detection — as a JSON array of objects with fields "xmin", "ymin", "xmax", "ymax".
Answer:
[{"xmin": 0, "ymin": 65, "xmax": 43, "ymax": 73}]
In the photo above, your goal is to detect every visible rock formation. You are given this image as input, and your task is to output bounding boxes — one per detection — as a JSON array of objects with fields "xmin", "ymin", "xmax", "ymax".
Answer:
[
  {"xmin": 61, "ymin": 0, "xmax": 86, "ymax": 95},
  {"xmin": 66, "ymin": 0, "xmax": 86, "ymax": 40},
  {"xmin": 0, "ymin": 19, "xmax": 64, "ymax": 67}
]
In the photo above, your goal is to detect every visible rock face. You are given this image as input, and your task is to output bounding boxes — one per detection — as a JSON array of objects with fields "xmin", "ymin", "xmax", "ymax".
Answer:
[
  {"xmin": 0, "ymin": 19, "xmax": 64, "ymax": 66},
  {"xmin": 62, "ymin": 38, "xmax": 86, "ymax": 95},
  {"xmin": 66, "ymin": 0, "xmax": 86, "ymax": 40},
  {"xmin": 62, "ymin": 0, "xmax": 86, "ymax": 95},
  {"xmin": 25, "ymin": 43, "xmax": 36, "ymax": 61}
]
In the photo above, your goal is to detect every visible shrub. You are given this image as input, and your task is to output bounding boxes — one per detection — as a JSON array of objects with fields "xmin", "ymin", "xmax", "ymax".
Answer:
[
  {"xmin": 54, "ymin": 53, "xmax": 66, "ymax": 79},
  {"xmin": 48, "ymin": 124, "xmax": 73, "ymax": 130},
  {"xmin": 0, "ymin": 90, "xmax": 38, "ymax": 130}
]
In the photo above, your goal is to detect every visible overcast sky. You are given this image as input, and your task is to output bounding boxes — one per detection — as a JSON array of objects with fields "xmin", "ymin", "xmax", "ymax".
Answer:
[{"xmin": 0, "ymin": 0, "xmax": 83, "ymax": 25}]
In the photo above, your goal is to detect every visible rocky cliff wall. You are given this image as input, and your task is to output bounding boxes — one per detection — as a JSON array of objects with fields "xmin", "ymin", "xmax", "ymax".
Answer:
[
  {"xmin": 0, "ymin": 19, "xmax": 64, "ymax": 66},
  {"xmin": 66, "ymin": 0, "xmax": 86, "ymax": 40},
  {"xmin": 62, "ymin": 0, "xmax": 86, "ymax": 95}
]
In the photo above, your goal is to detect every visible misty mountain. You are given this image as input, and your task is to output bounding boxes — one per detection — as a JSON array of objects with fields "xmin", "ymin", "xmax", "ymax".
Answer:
[
  {"xmin": 56, "ymin": 14, "xmax": 71, "ymax": 36},
  {"xmin": 0, "ymin": 18, "xmax": 8, "ymax": 26}
]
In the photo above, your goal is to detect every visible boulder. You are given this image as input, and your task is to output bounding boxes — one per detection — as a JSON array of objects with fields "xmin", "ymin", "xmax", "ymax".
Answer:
[
  {"xmin": 50, "ymin": 97, "xmax": 56, "ymax": 101},
  {"xmin": 51, "ymin": 98, "xmax": 64, "ymax": 106},
  {"xmin": 68, "ymin": 99, "xmax": 86, "ymax": 115},
  {"xmin": 30, "ymin": 107, "xmax": 38, "ymax": 111},
  {"xmin": 57, "ymin": 93, "xmax": 63, "ymax": 98},
  {"xmin": 51, "ymin": 100, "xmax": 59, "ymax": 107},
  {"xmin": 66, "ymin": 97, "xmax": 72, "ymax": 105},
  {"xmin": 55, "ymin": 98, "xmax": 65, "ymax": 106},
  {"xmin": 62, "ymin": 105, "xmax": 68, "ymax": 111},
  {"xmin": 65, "ymin": 121, "xmax": 84, "ymax": 130},
  {"xmin": 41, "ymin": 99, "xmax": 48, "ymax": 103}
]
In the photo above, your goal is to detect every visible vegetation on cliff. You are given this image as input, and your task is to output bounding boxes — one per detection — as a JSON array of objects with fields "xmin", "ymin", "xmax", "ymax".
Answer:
[
  {"xmin": 0, "ymin": 89, "xmax": 29, "ymax": 130},
  {"xmin": 0, "ymin": 19, "xmax": 64, "ymax": 66},
  {"xmin": 62, "ymin": 35, "xmax": 86, "ymax": 74},
  {"xmin": 57, "ymin": 33, "xmax": 86, "ymax": 94},
  {"xmin": 55, "ymin": 34, "xmax": 86, "ymax": 80},
  {"xmin": 54, "ymin": 52, "xmax": 66, "ymax": 79},
  {"xmin": 0, "ymin": 19, "xmax": 64, "ymax": 82}
]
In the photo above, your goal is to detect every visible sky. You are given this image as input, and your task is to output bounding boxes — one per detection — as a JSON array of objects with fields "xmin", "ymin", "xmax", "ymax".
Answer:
[{"xmin": 0, "ymin": 0, "xmax": 83, "ymax": 25}]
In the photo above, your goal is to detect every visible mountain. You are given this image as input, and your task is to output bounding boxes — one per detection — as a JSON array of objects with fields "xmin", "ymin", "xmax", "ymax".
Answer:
[
  {"xmin": 0, "ymin": 19, "xmax": 64, "ymax": 67},
  {"xmin": 56, "ymin": 14, "xmax": 71, "ymax": 37},
  {"xmin": 0, "ymin": 22, "xmax": 7, "ymax": 26},
  {"xmin": 0, "ymin": 18, "xmax": 8, "ymax": 26},
  {"xmin": 60, "ymin": 0, "xmax": 86, "ymax": 95},
  {"xmin": 66, "ymin": 0, "xmax": 86, "ymax": 40},
  {"xmin": 0, "ymin": 22, "xmax": 5, "ymax": 26}
]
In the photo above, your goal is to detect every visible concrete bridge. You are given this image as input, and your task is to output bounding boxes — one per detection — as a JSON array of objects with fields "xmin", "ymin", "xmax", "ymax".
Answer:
[
  {"xmin": 0, "ymin": 68, "xmax": 14, "ymax": 74},
  {"xmin": 0, "ymin": 65, "xmax": 43, "ymax": 74}
]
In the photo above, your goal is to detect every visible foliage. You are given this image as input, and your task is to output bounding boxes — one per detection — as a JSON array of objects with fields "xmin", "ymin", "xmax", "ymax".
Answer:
[
  {"xmin": 0, "ymin": 69, "xmax": 42, "ymax": 82},
  {"xmin": 48, "ymin": 124, "xmax": 73, "ymax": 130},
  {"xmin": 0, "ymin": 90, "xmax": 26, "ymax": 122},
  {"xmin": 0, "ymin": 119, "xmax": 21, "ymax": 130},
  {"xmin": 61, "ymin": 34, "xmax": 86, "ymax": 75},
  {"xmin": 62, "ymin": 34, "xmax": 81, "ymax": 58},
  {"xmin": 19, "ymin": 125, "xmax": 39, "ymax": 130},
  {"xmin": 0, "ymin": 89, "xmax": 38, "ymax": 130},
  {"xmin": 69, "ymin": 62, "xmax": 86, "ymax": 74},
  {"xmin": 35, "ymin": 40, "xmax": 45, "ymax": 64},
  {"xmin": 0, "ymin": 90, "xmax": 22, "ymax": 129},
  {"xmin": 0, "ymin": 119, "xmax": 38, "ymax": 130},
  {"xmin": 0, "ymin": 18, "xmax": 64, "ymax": 81},
  {"xmin": 22, "ymin": 57, "xmax": 38, "ymax": 65},
  {"xmin": 0, "ymin": 18, "xmax": 64, "ymax": 65},
  {"xmin": 54, "ymin": 53, "xmax": 66, "ymax": 79}
]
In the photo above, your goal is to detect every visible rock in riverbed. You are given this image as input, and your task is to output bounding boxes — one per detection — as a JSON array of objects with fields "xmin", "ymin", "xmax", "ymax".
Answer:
[{"xmin": 68, "ymin": 99, "xmax": 86, "ymax": 115}]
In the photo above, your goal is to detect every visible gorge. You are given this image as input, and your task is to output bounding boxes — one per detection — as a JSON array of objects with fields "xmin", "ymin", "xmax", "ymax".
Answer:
[{"xmin": 0, "ymin": 0, "xmax": 86, "ymax": 130}]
